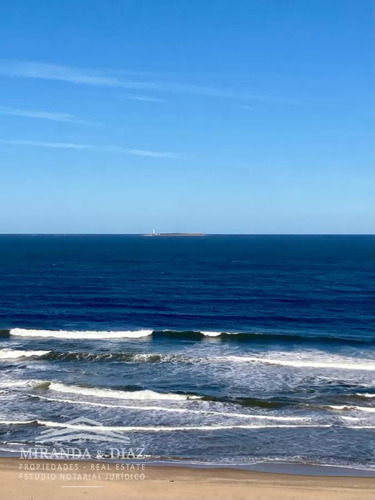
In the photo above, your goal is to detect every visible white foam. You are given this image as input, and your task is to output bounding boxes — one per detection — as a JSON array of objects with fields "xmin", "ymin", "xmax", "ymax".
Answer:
[
  {"xmin": 221, "ymin": 355, "xmax": 375, "ymax": 371},
  {"xmin": 133, "ymin": 353, "xmax": 164, "ymax": 362},
  {"xmin": 0, "ymin": 349, "xmax": 50, "ymax": 360},
  {"xmin": 38, "ymin": 421, "xmax": 332, "ymax": 432},
  {"xmin": 10, "ymin": 328, "xmax": 153, "ymax": 340},
  {"xmin": 34, "ymin": 394, "xmax": 307, "ymax": 421},
  {"xmin": 0, "ymin": 380, "xmax": 37, "ymax": 388},
  {"xmin": 355, "ymin": 393, "xmax": 375, "ymax": 398},
  {"xmin": 0, "ymin": 420, "xmax": 35, "ymax": 425},
  {"xmin": 49, "ymin": 382, "xmax": 200, "ymax": 401},
  {"xmin": 327, "ymin": 405, "xmax": 375, "ymax": 413},
  {"xmin": 201, "ymin": 331, "xmax": 222, "ymax": 337},
  {"xmin": 1, "ymin": 418, "xmax": 370, "ymax": 432},
  {"xmin": 346, "ymin": 425, "xmax": 375, "ymax": 429}
]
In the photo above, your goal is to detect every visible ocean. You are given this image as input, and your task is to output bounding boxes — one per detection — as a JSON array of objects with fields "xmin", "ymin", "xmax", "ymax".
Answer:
[{"xmin": 0, "ymin": 235, "xmax": 374, "ymax": 469}]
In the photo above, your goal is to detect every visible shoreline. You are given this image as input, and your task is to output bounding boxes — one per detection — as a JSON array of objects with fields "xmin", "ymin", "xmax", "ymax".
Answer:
[
  {"xmin": 1, "ymin": 457, "xmax": 374, "ymax": 500},
  {"xmin": 142, "ymin": 459, "xmax": 375, "ymax": 477},
  {"xmin": 1, "ymin": 449, "xmax": 374, "ymax": 477},
  {"xmin": 0, "ymin": 448, "xmax": 375, "ymax": 478}
]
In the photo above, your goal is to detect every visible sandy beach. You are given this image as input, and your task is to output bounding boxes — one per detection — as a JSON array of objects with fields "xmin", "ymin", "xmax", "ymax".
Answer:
[{"xmin": 1, "ymin": 458, "xmax": 374, "ymax": 500}]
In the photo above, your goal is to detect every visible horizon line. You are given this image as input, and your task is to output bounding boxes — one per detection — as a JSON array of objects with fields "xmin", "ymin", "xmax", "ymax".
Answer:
[{"xmin": 0, "ymin": 233, "xmax": 372, "ymax": 237}]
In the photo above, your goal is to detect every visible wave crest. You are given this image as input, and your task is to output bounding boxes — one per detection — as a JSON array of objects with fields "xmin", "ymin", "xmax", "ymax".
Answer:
[
  {"xmin": 0, "ymin": 349, "xmax": 50, "ymax": 360},
  {"xmin": 48, "ymin": 382, "xmax": 201, "ymax": 401},
  {"xmin": 2, "ymin": 419, "xmax": 373, "ymax": 432},
  {"xmin": 10, "ymin": 328, "xmax": 153, "ymax": 340},
  {"xmin": 5, "ymin": 328, "xmax": 371, "ymax": 345},
  {"xmin": 219, "ymin": 355, "xmax": 375, "ymax": 371}
]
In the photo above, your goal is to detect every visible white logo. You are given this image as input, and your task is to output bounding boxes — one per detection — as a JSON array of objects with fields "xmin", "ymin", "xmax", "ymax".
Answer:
[{"xmin": 36, "ymin": 417, "xmax": 130, "ymax": 445}]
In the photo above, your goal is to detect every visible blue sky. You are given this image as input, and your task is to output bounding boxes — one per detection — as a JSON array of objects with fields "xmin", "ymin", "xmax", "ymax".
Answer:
[{"xmin": 0, "ymin": 0, "xmax": 373, "ymax": 234}]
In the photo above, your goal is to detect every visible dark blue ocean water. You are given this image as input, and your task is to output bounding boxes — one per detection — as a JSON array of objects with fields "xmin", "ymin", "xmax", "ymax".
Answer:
[{"xmin": 0, "ymin": 235, "xmax": 374, "ymax": 468}]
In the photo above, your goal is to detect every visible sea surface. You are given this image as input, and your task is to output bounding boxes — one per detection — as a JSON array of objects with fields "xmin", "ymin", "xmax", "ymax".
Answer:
[{"xmin": 0, "ymin": 235, "xmax": 374, "ymax": 469}]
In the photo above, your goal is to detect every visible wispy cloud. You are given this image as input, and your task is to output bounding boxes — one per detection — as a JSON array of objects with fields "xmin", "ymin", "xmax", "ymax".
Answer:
[
  {"xmin": 0, "ymin": 61, "xmax": 122, "ymax": 86},
  {"xmin": 1, "ymin": 139, "xmax": 87, "ymax": 149},
  {"xmin": 104, "ymin": 145, "xmax": 175, "ymax": 157},
  {"xmin": 239, "ymin": 105, "xmax": 256, "ymax": 111},
  {"xmin": 125, "ymin": 95, "xmax": 166, "ymax": 103},
  {"xmin": 0, "ymin": 139, "xmax": 175, "ymax": 158},
  {"xmin": 0, "ymin": 105, "xmax": 95, "ymax": 125},
  {"xmin": 0, "ymin": 61, "xmax": 292, "ymax": 103},
  {"xmin": 124, "ymin": 149, "xmax": 175, "ymax": 158}
]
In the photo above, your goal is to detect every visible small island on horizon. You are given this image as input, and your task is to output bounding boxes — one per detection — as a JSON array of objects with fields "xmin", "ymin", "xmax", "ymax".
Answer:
[{"xmin": 143, "ymin": 229, "xmax": 205, "ymax": 237}]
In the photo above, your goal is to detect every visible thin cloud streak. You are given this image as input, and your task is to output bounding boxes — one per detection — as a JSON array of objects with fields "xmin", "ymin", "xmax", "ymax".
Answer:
[
  {"xmin": 105, "ymin": 145, "xmax": 176, "ymax": 157},
  {"xmin": 0, "ymin": 106, "xmax": 96, "ymax": 125},
  {"xmin": 1, "ymin": 140, "xmax": 87, "ymax": 149},
  {"xmin": 0, "ymin": 61, "xmax": 294, "ymax": 103},
  {"xmin": 126, "ymin": 149, "xmax": 175, "ymax": 158},
  {"xmin": 0, "ymin": 61, "xmax": 122, "ymax": 87},
  {"xmin": 125, "ymin": 95, "xmax": 166, "ymax": 103},
  {"xmin": 1, "ymin": 139, "xmax": 175, "ymax": 158},
  {"xmin": 239, "ymin": 105, "xmax": 256, "ymax": 111}
]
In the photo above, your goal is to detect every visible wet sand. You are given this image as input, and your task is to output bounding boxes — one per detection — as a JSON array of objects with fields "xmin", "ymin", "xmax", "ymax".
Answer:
[{"xmin": 1, "ymin": 457, "xmax": 374, "ymax": 499}]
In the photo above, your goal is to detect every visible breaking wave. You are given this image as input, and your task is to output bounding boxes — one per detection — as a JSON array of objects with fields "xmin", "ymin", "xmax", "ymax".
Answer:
[
  {"xmin": 326, "ymin": 405, "xmax": 375, "ymax": 414},
  {"xmin": 4, "ymin": 328, "xmax": 371, "ymax": 345},
  {"xmin": 219, "ymin": 355, "xmax": 375, "ymax": 371},
  {"xmin": 41, "ymin": 351, "xmax": 179, "ymax": 363},
  {"xmin": 9, "ymin": 328, "xmax": 153, "ymax": 340},
  {"xmin": 0, "ymin": 349, "xmax": 50, "ymax": 360},
  {"xmin": 3, "ymin": 348, "xmax": 375, "ymax": 376},
  {"xmin": 0, "ymin": 380, "xmax": 38, "ymax": 388},
  {"xmin": 0, "ymin": 348, "xmax": 187, "ymax": 364},
  {"xmin": 31, "ymin": 394, "xmax": 308, "ymax": 421},
  {"xmin": 47, "ymin": 382, "xmax": 201, "ymax": 401},
  {"xmin": 1, "ymin": 419, "xmax": 373, "ymax": 432}
]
